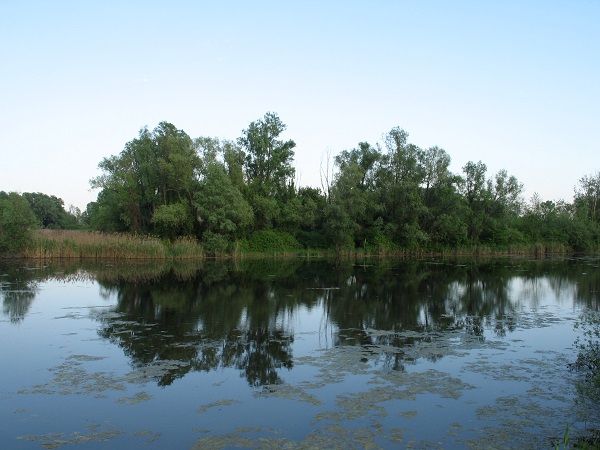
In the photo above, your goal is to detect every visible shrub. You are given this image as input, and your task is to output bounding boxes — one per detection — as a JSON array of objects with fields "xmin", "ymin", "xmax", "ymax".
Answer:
[{"xmin": 241, "ymin": 230, "xmax": 302, "ymax": 253}]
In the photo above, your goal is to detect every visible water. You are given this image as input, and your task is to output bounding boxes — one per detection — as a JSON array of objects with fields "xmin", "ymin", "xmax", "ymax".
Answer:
[{"xmin": 1, "ymin": 256, "xmax": 598, "ymax": 449}]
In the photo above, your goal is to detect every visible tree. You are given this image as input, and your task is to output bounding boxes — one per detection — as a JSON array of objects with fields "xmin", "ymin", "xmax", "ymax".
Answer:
[
  {"xmin": 22, "ymin": 192, "xmax": 79, "ymax": 229},
  {"xmin": 575, "ymin": 172, "xmax": 600, "ymax": 224},
  {"xmin": 152, "ymin": 202, "xmax": 194, "ymax": 241},
  {"xmin": 0, "ymin": 192, "xmax": 37, "ymax": 254},
  {"xmin": 326, "ymin": 142, "xmax": 384, "ymax": 248},
  {"xmin": 379, "ymin": 128, "xmax": 427, "ymax": 248},
  {"xmin": 237, "ymin": 112, "xmax": 296, "ymax": 230},
  {"xmin": 194, "ymin": 163, "xmax": 254, "ymax": 240},
  {"xmin": 90, "ymin": 122, "xmax": 202, "ymax": 238},
  {"xmin": 420, "ymin": 146, "xmax": 452, "ymax": 207},
  {"xmin": 460, "ymin": 161, "xmax": 489, "ymax": 242},
  {"xmin": 238, "ymin": 112, "xmax": 296, "ymax": 199},
  {"xmin": 488, "ymin": 169, "xmax": 524, "ymax": 218}
]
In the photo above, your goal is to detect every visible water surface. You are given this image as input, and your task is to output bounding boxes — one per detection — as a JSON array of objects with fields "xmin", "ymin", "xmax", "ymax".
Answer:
[{"xmin": 1, "ymin": 256, "xmax": 599, "ymax": 448}]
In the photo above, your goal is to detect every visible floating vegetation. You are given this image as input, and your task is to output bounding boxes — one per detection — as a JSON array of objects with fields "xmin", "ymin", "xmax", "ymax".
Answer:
[
  {"xmin": 126, "ymin": 359, "xmax": 191, "ymax": 384},
  {"xmin": 117, "ymin": 391, "xmax": 152, "ymax": 404},
  {"xmin": 15, "ymin": 353, "xmax": 192, "ymax": 398},
  {"xmin": 254, "ymin": 383, "xmax": 322, "ymax": 405},
  {"xmin": 17, "ymin": 425, "xmax": 161, "ymax": 449},
  {"xmin": 5, "ymin": 256, "xmax": 600, "ymax": 448},
  {"xmin": 196, "ymin": 399, "xmax": 241, "ymax": 413},
  {"xmin": 17, "ymin": 428, "xmax": 125, "ymax": 449},
  {"xmin": 191, "ymin": 424, "xmax": 392, "ymax": 450}
]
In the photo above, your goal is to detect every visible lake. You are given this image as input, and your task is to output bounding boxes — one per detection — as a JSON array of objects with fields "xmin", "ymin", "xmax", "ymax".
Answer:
[{"xmin": 1, "ymin": 256, "xmax": 599, "ymax": 449}]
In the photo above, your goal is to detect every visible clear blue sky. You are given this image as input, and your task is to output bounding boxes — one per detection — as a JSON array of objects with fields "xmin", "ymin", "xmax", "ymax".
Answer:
[{"xmin": 1, "ymin": 0, "xmax": 598, "ymax": 211}]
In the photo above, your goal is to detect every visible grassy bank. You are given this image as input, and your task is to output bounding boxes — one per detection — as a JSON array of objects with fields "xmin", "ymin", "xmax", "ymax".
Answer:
[
  {"xmin": 14, "ymin": 230, "xmax": 580, "ymax": 261},
  {"xmin": 24, "ymin": 230, "xmax": 204, "ymax": 260}
]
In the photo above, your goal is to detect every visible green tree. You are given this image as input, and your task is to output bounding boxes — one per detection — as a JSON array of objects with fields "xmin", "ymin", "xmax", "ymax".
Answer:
[
  {"xmin": 238, "ymin": 112, "xmax": 296, "ymax": 230},
  {"xmin": 483, "ymin": 169, "xmax": 525, "ymax": 246},
  {"xmin": 420, "ymin": 146, "xmax": 452, "ymax": 207},
  {"xmin": 194, "ymin": 162, "xmax": 254, "ymax": 240},
  {"xmin": 0, "ymin": 192, "xmax": 37, "ymax": 254},
  {"xmin": 22, "ymin": 192, "xmax": 79, "ymax": 229},
  {"xmin": 238, "ymin": 112, "xmax": 296, "ymax": 199},
  {"xmin": 221, "ymin": 139, "xmax": 246, "ymax": 192},
  {"xmin": 326, "ymin": 142, "xmax": 383, "ymax": 249},
  {"xmin": 460, "ymin": 161, "xmax": 489, "ymax": 243},
  {"xmin": 90, "ymin": 122, "xmax": 202, "ymax": 238},
  {"xmin": 575, "ymin": 171, "xmax": 600, "ymax": 224},
  {"xmin": 292, "ymin": 187, "xmax": 328, "ymax": 248},
  {"xmin": 152, "ymin": 202, "xmax": 193, "ymax": 241},
  {"xmin": 380, "ymin": 128, "xmax": 427, "ymax": 248}
]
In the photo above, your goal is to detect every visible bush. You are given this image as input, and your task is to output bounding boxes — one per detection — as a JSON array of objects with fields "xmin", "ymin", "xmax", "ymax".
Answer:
[
  {"xmin": 241, "ymin": 230, "xmax": 302, "ymax": 253},
  {"xmin": 202, "ymin": 232, "xmax": 229, "ymax": 257}
]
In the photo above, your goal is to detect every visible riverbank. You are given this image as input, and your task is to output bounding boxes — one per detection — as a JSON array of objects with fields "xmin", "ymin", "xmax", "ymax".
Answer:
[{"xmin": 10, "ymin": 229, "xmax": 579, "ymax": 261}]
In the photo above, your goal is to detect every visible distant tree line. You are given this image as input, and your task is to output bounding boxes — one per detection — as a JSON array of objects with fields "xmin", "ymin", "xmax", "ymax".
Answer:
[{"xmin": 1, "ymin": 112, "xmax": 599, "ymax": 256}]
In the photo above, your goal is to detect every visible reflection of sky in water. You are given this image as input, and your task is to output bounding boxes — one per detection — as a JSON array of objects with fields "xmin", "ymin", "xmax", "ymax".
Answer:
[{"xmin": 0, "ymin": 259, "xmax": 598, "ymax": 448}]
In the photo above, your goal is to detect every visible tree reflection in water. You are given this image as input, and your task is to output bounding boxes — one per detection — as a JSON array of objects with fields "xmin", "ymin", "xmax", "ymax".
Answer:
[{"xmin": 2, "ymin": 256, "xmax": 599, "ymax": 387}]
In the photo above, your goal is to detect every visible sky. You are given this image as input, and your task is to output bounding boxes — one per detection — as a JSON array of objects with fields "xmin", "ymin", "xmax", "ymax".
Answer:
[{"xmin": 1, "ymin": 0, "xmax": 599, "ymax": 211}]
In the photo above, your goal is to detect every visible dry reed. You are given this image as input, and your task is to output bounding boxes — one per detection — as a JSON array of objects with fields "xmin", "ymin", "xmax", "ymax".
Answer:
[{"xmin": 25, "ymin": 230, "xmax": 203, "ymax": 260}]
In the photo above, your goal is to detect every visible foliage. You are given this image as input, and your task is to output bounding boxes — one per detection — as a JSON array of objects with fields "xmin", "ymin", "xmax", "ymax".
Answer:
[
  {"xmin": 0, "ymin": 192, "xmax": 38, "ymax": 255},
  {"xmin": 573, "ymin": 311, "xmax": 600, "ymax": 402},
  {"xmin": 0, "ymin": 114, "xmax": 591, "ymax": 257},
  {"xmin": 90, "ymin": 122, "xmax": 201, "ymax": 237},
  {"xmin": 201, "ymin": 231, "xmax": 229, "ymax": 257},
  {"xmin": 22, "ymin": 192, "xmax": 81, "ymax": 229},
  {"xmin": 241, "ymin": 230, "xmax": 302, "ymax": 253},
  {"xmin": 152, "ymin": 202, "xmax": 193, "ymax": 241},
  {"xmin": 194, "ymin": 162, "xmax": 253, "ymax": 239},
  {"xmin": 237, "ymin": 112, "xmax": 296, "ymax": 230},
  {"xmin": 238, "ymin": 111, "xmax": 296, "ymax": 199}
]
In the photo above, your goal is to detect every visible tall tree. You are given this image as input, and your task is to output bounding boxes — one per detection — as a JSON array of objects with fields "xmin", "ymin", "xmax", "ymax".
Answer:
[
  {"xmin": 238, "ymin": 112, "xmax": 296, "ymax": 229},
  {"xmin": 90, "ymin": 122, "xmax": 202, "ymax": 237},
  {"xmin": 575, "ymin": 171, "xmax": 600, "ymax": 224},
  {"xmin": 460, "ymin": 161, "xmax": 489, "ymax": 242},
  {"xmin": 238, "ymin": 112, "xmax": 296, "ymax": 198},
  {"xmin": 380, "ymin": 128, "xmax": 427, "ymax": 248}
]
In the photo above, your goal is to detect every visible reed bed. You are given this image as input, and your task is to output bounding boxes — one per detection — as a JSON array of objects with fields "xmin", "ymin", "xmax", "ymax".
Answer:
[{"xmin": 25, "ymin": 230, "xmax": 204, "ymax": 260}]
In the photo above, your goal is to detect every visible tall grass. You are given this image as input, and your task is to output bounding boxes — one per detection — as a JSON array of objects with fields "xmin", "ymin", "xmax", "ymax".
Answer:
[{"xmin": 24, "ymin": 230, "xmax": 204, "ymax": 260}]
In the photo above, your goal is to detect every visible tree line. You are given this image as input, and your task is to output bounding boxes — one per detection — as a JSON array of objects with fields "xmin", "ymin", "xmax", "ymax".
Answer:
[{"xmin": 1, "ymin": 112, "xmax": 599, "ymax": 255}]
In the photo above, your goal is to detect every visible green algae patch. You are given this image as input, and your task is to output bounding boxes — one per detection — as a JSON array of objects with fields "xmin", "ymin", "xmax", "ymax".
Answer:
[
  {"xmin": 117, "ymin": 391, "xmax": 152, "ymax": 404},
  {"xmin": 196, "ymin": 399, "xmax": 241, "ymax": 413},
  {"xmin": 191, "ymin": 424, "xmax": 393, "ymax": 450},
  {"xmin": 15, "ymin": 353, "xmax": 183, "ymax": 401},
  {"xmin": 254, "ymin": 383, "xmax": 322, "ymax": 405},
  {"xmin": 18, "ymin": 354, "xmax": 127, "ymax": 396},
  {"xmin": 17, "ymin": 429, "xmax": 125, "ymax": 449},
  {"xmin": 125, "ymin": 359, "xmax": 191, "ymax": 383}
]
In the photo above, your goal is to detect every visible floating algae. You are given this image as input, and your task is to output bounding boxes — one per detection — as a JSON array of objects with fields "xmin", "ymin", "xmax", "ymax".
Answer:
[
  {"xmin": 254, "ymin": 383, "xmax": 322, "ymax": 405},
  {"xmin": 17, "ymin": 426, "xmax": 162, "ymax": 449},
  {"xmin": 17, "ymin": 429, "xmax": 125, "ymax": 449},
  {"xmin": 18, "ymin": 354, "xmax": 127, "ymax": 396},
  {"xmin": 126, "ymin": 359, "xmax": 191, "ymax": 383},
  {"xmin": 191, "ymin": 424, "xmax": 391, "ymax": 450},
  {"xmin": 117, "ymin": 391, "xmax": 152, "ymax": 404},
  {"xmin": 16, "ymin": 353, "xmax": 188, "ymax": 399},
  {"xmin": 196, "ymin": 399, "xmax": 241, "ymax": 413}
]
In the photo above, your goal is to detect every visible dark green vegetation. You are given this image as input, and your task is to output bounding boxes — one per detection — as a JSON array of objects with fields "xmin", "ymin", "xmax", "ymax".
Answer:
[
  {"xmin": 573, "ymin": 311, "xmax": 600, "ymax": 404},
  {"xmin": 2, "ymin": 112, "xmax": 600, "ymax": 257}
]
